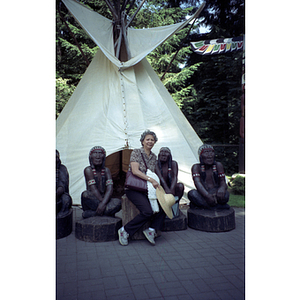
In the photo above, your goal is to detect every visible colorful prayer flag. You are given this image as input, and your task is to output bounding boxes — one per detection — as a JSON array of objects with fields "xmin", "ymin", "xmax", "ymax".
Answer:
[{"xmin": 191, "ymin": 36, "xmax": 244, "ymax": 55}]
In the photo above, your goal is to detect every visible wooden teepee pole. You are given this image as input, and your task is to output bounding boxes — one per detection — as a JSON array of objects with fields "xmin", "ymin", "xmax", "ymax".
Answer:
[
  {"xmin": 121, "ymin": 10, "xmax": 131, "ymax": 59},
  {"xmin": 126, "ymin": 0, "xmax": 146, "ymax": 29},
  {"xmin": 103, "ymin": 0, "xmax": 118, "ymax": 20},
  {"xmin": 107, "ymin": 0, "xmax": 148, "ymax": 60},
  {"xmin": 121, "ymin": 0, "xmax": 129, "ymax": 13},
  {"xmin": 115, "ymin": 25, "xmax": 123, "ymax": 59}
]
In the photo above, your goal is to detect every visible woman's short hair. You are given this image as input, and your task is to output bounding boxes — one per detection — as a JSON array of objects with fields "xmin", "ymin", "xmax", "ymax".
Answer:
[{"xmin": 140, "ymin": 130, "xmax": 158, "ymax": 145}]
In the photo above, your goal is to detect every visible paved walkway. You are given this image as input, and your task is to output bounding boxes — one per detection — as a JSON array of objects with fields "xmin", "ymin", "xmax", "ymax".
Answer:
[{"xmin": 56, "ymin": 207, "xmax": 245, "ymax": 300}]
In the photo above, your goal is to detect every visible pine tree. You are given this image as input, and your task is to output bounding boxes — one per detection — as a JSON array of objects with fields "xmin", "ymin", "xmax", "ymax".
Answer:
[
  {"xmin": 56, "ymin": 0, "xmax": 109, "ymax": 117},
  {"xmin": 140, "ymin": 4, "xmax": 202, "ymax": 107},
  {"xmin": 182, "ymin": 0, "xmax": 245, "ymax": 174}
]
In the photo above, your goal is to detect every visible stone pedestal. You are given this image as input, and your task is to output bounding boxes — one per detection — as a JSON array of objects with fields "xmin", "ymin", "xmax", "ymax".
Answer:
[
  {"xmin": 122, "ymin": 195, "xmax": 161, "ymax": 240},
  {"xmin": 75, "ymin": 216, "xmax": 122, "ymax": 242},
  {"xmin": 56, "ymin": 208, "xmax": 73, "ymax": 239},
  {"xmin": 188, "ymin": 207, "xmax": 235, "ymax": 232},
  {"xmin": 162, "ymin": 211, "xmax": 187, "ymax": 231}
]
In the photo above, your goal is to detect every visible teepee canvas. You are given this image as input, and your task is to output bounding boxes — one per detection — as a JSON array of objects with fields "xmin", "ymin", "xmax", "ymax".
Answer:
[{"xmin": 56, "ymin": 0, "xmax": 205, "ymax": 204}]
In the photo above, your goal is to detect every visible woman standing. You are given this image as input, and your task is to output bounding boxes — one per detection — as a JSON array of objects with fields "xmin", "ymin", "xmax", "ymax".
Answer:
[{"xmin": 118, "ymin": 130, "xmax": 166, "ymax": 246}]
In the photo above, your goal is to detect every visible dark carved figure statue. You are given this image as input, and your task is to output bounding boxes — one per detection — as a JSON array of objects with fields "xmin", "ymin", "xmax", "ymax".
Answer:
[
  {"xmin": 56, "ymin": 150, "xmax": 72, "ymax": 217},
  {"xmin": 188, "ymin": 145, "xmax": 230, "ymax": 210},
  {"xmin": 81, "ymin": 146, "xmax": 121, "ymax": 218},
  {"xmin": 155, "ymin": 147, "xmax": 184, "ymax": 218}
]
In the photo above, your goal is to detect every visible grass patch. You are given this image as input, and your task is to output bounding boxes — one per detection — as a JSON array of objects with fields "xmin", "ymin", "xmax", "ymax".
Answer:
[{"xmin": 228, "ymin": 194, "xmax": 245, "ymax": 208}]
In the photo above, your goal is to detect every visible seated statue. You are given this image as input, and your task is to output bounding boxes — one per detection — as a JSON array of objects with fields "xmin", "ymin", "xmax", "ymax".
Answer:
[
  {"xmin": 81, "ymin": 146, "xmax": 121, "ymax": 219},
  {"xmin": 188, "ymin": 144, "xmax": 230, "ymax": 210},
  {"xmin": 56, "ymin": 150, "xmax": 72, "ymax": 217},
  {"xmin": 155, "ymin": 147, "xmax": 184, "ymax": 218}
]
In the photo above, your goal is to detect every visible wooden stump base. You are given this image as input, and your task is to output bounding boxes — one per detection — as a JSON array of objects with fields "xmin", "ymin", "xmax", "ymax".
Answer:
[
  {"xmin": 122, "ymin": 195, "xmax": 187, "ymax": 238},
  {"xmin": 162, "ymin": 211, "xmax": 187, "ymax": 231},
  {"xmin": 75, "ymin": 216, "xmax": 122, "ymax": 242},
  {"xmin": 188, "ymin": 207, "xmax": 235, "ymax": 232},
  {"xmin": 56, "ymin": 208, "xmax": 73, "ymax": 239}
]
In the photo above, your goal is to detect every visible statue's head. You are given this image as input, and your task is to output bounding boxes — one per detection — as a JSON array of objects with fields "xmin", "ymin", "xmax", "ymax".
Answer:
[
  {"xmin": 56, "ymin": 150, "xmax": 61, "ymax": 169},
  {"xmin": 89, "ymin": 146, "xmax": 106, "ymax": 169},
  {"xmin": 158, "ymin": 147, "xmax": 173, "ymax": 185},
  {"xmin": 198, "ymin": 144, "xmax": 215, "ymax": 165},
  {"xmin": 140, "ymin": 130, "xmax": 158, "ymax": 146},
  {"xmin": 158, "ymin": 147, "xmax": 172, "ymax": 163}
]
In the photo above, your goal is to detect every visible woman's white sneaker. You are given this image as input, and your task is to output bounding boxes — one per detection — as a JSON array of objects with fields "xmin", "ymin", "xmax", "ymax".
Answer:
[
  {"xmin": 143, "ymin": 228, "xmax": 156, "ymax": 245},
  {"xmin": 118, "ymin": 228, "xmax": 129, "ymax": 246}
]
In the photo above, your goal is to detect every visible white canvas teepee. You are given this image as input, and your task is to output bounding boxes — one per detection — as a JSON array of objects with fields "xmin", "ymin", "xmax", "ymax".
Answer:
[{"xmin": 57, "ymin": 0, "xmax": 205, "ymax": 205}]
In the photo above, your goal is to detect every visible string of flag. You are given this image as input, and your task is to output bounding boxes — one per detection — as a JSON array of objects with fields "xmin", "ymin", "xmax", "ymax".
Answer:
[{"xmin": 191, "ymin": 36, "xmax": 244, "ymax": 55}]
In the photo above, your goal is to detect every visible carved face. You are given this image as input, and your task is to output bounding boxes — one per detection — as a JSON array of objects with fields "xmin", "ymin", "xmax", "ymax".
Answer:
[
  {"xmin": 142, "ymin": 134, "xmax": 155, "ymax": 151},
  {"xmin": 90, "ymin": 149, "xmax": 105, "ymax": 167},
  {"xmin": 56, "ymin": 151, "xmax": 61, "ymax": 169},
  {"xmin": 159, "ymin": 149, "xmax": 170, "ymax": 162},
  {"xmin": 201, "ymin": 149, "xmax": 215, "ymax": 165}
]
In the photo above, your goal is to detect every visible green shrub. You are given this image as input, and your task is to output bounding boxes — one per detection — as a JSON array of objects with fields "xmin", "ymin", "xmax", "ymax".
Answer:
[
  {"xmin": 56, "ymin": 77, "xmax": 76, "ymax": 119},
  {"xmin": 231, "ymin": 175, "xmax": 245, "ymax": 195},
  {"xmin": 228, "ymin": 194, "xmax": 245, "ymax": 208}
]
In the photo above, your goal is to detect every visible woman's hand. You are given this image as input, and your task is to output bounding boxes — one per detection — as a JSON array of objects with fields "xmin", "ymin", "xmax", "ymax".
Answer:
[{"xmin": 149, "ymin": 178, "xmax": 159, "ymax": 189}]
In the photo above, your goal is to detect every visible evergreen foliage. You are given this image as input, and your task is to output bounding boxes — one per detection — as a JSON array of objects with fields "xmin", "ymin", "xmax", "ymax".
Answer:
[
  {"xmin": 56, "ymin": 77, "xmax": 76, "ymax": 119},
  {"xmin": 182, "ymin": 0, "xmax": 245, "ymax": 174},
  {"xmin": 56, "ymin": 0, "xmax": 100, "ymax": 116},
  {"xmin": 230, "ymin": 175, "xmax": 245, "ymax": 195}
]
